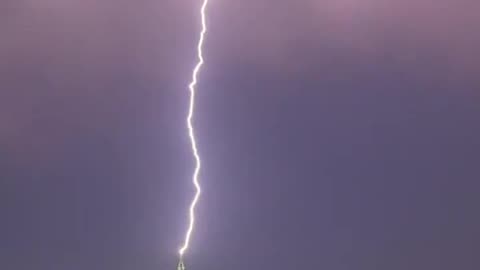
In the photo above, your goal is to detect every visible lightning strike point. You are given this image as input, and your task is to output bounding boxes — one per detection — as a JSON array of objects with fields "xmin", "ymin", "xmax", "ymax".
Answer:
[{"xmin": 177, "ymin": 257, "xmax": 186, "ymax": 270}]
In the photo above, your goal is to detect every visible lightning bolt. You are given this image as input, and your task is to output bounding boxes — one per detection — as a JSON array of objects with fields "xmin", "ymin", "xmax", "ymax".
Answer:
[{"xmin": 179, "ymin": 0, "xmax": 209, "ymax": 258}]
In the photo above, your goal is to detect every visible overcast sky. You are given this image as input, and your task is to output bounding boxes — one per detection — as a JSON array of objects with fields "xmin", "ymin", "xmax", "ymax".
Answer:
[{"xmin": 1, "ymin": 1, "xmax": 479, "ymax": 269}]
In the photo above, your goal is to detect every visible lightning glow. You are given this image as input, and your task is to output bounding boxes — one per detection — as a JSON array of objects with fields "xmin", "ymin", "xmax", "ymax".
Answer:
[{"xmin": 178, "ymin": 0, "xmax": 209, "ymax": 257}]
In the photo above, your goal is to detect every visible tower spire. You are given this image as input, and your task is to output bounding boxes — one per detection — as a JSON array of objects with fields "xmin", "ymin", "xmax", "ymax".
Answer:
[{"xmin": 177, "ymin": 257, "xmax": 186, "ymax": 270}]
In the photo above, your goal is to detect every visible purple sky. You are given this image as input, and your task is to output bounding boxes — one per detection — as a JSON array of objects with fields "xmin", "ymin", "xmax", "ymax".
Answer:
[{"xmin": 1, "ymin": 1, "xmax": 480, "ymax": 269}]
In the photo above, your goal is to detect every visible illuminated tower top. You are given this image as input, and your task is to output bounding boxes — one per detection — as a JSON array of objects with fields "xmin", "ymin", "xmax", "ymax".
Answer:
[{"xmin": 177, "ymin": 258, "xmax": 186, "ymax": 270}]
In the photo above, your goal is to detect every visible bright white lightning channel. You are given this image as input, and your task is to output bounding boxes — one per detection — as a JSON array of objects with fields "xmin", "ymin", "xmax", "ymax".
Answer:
[{"xmin": 179, "ymin": 0, "xmax": 209, "ymax": 257}]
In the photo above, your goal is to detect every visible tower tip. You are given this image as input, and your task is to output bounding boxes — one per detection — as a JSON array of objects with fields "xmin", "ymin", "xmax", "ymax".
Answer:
[{"xmin": 177, "ymin": 257, "xmax": 186, "ymax": 270}]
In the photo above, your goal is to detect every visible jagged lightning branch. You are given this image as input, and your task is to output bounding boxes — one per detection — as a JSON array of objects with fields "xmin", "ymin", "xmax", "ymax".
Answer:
[{"xmin": 179, "ymin": 0, "xmax": 209, "ymax": 257}]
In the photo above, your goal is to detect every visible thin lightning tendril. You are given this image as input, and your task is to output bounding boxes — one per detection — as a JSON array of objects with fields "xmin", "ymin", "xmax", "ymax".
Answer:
[{"xmin": 179, "ymin": 0, "xmax": 209, "ymax": 257}]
